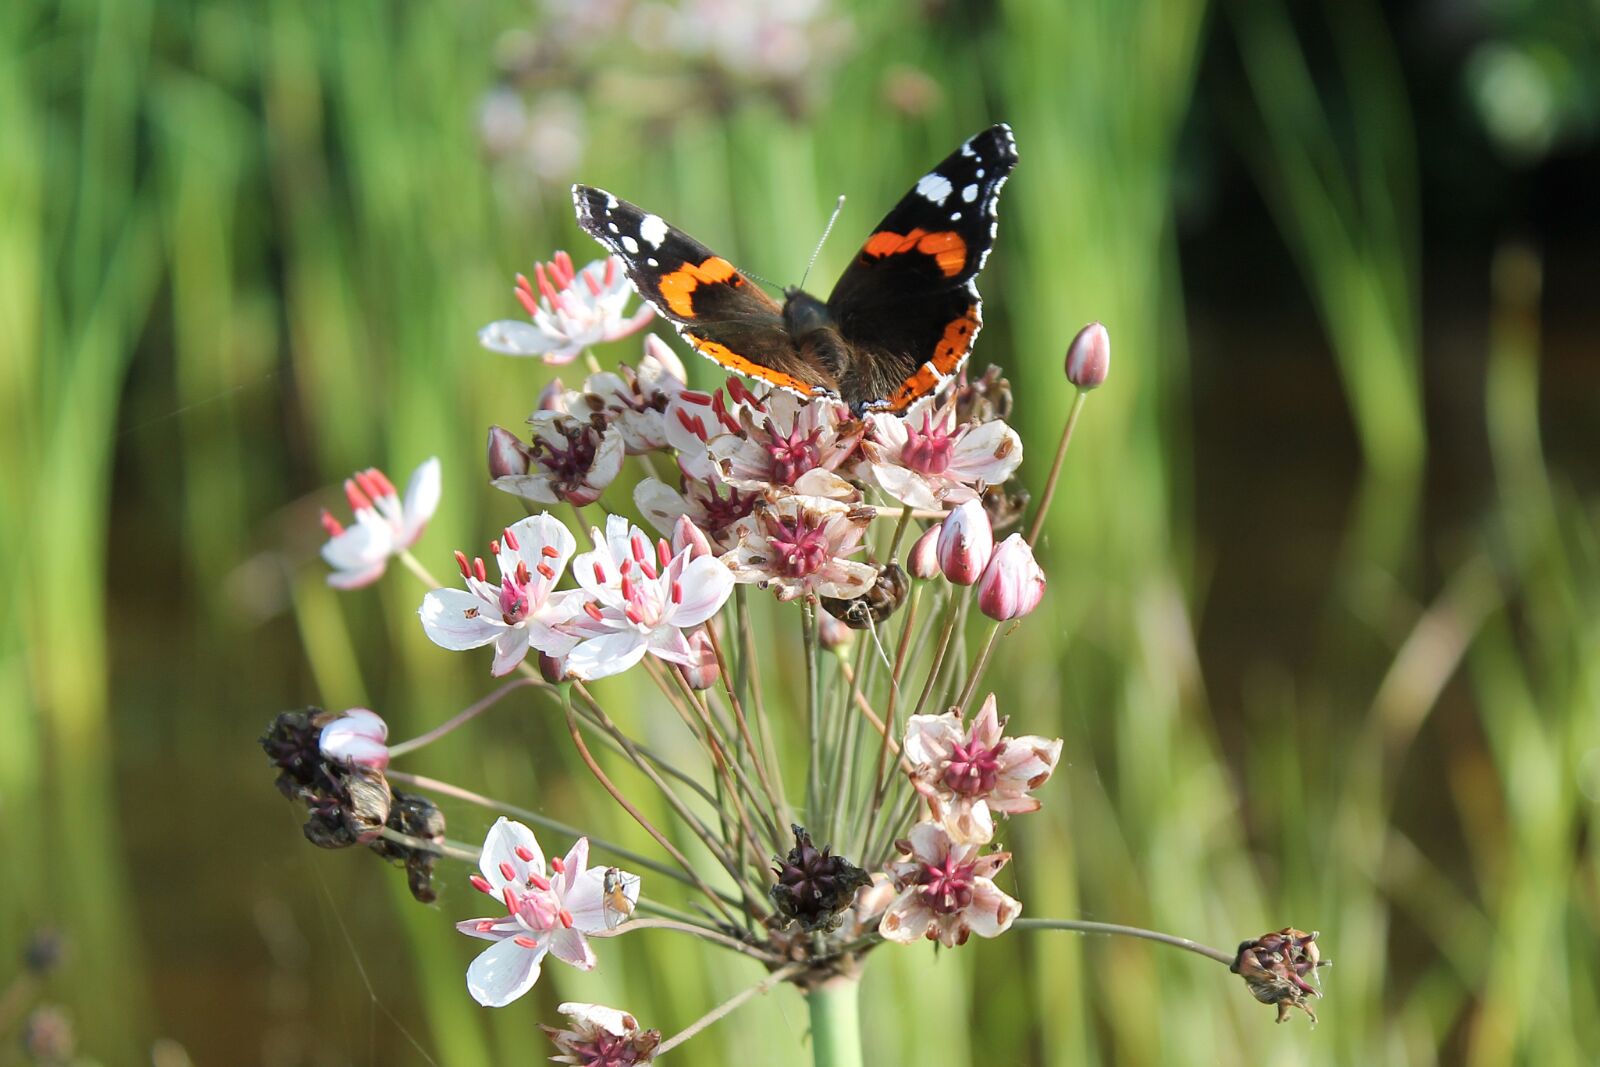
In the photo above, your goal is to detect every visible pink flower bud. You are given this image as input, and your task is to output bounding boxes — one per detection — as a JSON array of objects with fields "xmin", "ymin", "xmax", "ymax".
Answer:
[
  {"xmin": 537, "ymin": 376, "xmax": 568, "ymax": 412},
  {"xmin": 487, "ymin": 425, "xmax": 532, "ymax": 479},
  {"xmin": 1064, "ymin": 321, "xmax": 1110, "ymax": 391},
  {"xmin": 937, "ymin": 500, "xmax": 993, "ymax": 585},
  {"xmin": 977, "ymin": 534, "xmax": 1046, "ymax": 620},
  {"xmin": 538, "ymin": 652, "xmax": 568, "ymax": 685},
  {"xmin": 319, "ymin": 708, "xmax": 390, "ymax": 770},
  {"xmin": 817, "ymin": 609, "xmax": 854, "ymax": 651},
  {"xmin": 908, "ymin": 525, "xmax": 942, "ymax": 580},
  {"xmin": 671, "ymin": 515, "xmax": 714, "ymax": 560},
  {"xmin": 678, "ymin": 628, "xmax": 720, "ymax": 690}
]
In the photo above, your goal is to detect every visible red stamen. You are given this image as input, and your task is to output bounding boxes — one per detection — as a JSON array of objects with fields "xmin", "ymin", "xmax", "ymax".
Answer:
[
  {"xmin": 502, "ymin": 887, "xmax": 518, "ymax": 912},
  {"xmin": 593, "ymin": 562, "xmax": 607, "ymax": 583},
  {"xmin": 558, "ymin": 909, "xmax": 574, "ymax": 929},
  {"xmin": 534, "ymin": 261, "xmax": 559, "ymax": 304},
  {"xmin": 550, "ymin": 856, "xmax": 565, "ymax": 874},
  {"xmin": 604, "ymin": 257, "xmax": 617, "ymax": 286},
  {"xmin": 319, "ymin": 509, "xmax": 344, "ymax": 537},
  {"xmin": 631, "ymin": 532, "xmax": 650, "ymax": 563},
  {"xmin": 473, "ymin": 557, "xmax": 488, "ymax": 582},
  {"xmin": 490, "ymin": 538, "xmax": 502, "ymax": 556},
  {"xmin": 515, "ymin": 272, "xmax": 533, "ymax": 296},
  {"xmin": 516, "ymin": 561, "xmax": 531, "ymax": 585},
  {"xmin": 455, "ymin": 550, "xmax": 472, "ymax": 578},
  {"xmin": 503, "ymin": 526, "xmax": 520, "ymax": 551},
  {"xmin": 639, "ymin": 558, "xmax": 657, "ymax": 581},
  {"xmin": 658, "ymin": 539, "xmax": 672, "ymax": 569},
  {"xmin": 499, "ymin": 861, "xmax": 517, "ymax": 882},
  {"xmin": 621, "ymin": 575, "xmax": 635, "ymax": 600},
  {"xmin": 584, "ymin": 267, "xmax": 603, "ymax": 297},
  {"xmin": 541, "ymin": 544, "xmax": 560, "ymax": 558},
  {"xmin": 671, "ymin": 581, "xmax": 683, "ymax": 604},
  {"xmin": 528, "ymin": 872, "xmax": 551, "ymax": 891},
  {"xmin": 515, "ymin": 285, "xmax": 540, "ymax": 317},
  {"xmin": 368, "ymin": 468, "xmax": 396, "ymax": 497},
  {"xmin": 469, "ymin": 874, "xmax": 492, "ymax": 895},
  {"xmin": 680, "ymin": 390, "xmax": 713, "ymax": 404},
  {"xmin": 619, "ymin": 558, "xmax": 632, "ymax": 576},
  {"xmin": 625, "ymin": 606, "xmax": 644, "ymax": 625},
  {"xmin": 514, "ymin": 845, "xmax": 535, "ymax": 862},
  {"xmin": 513, "ymin": 935, "xmax": 540, "ymax": 949},
  {"xmin": 554, "ymin": 250, "xmax": 575, "ymax": 283},
  {"xmin": 475, "ymin": 919, "xmax": 495, "ymax": 932},
  {"xmin": 537, "ymin": 562, "xmax": 555, "ymax": 580},
  {"xmin": 584, "ymin": 601, "xmax": 604, "ymax": 621},
  {"xmin": 343, "ymin": 479, "xmax": 373, "ymax": 512}
]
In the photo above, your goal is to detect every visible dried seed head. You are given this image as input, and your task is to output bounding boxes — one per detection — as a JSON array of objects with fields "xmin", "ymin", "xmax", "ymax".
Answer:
[
  {"xmin": 370, "ymin": 790, "xmax": 448, "ymax": 904},
  {"xmin": 769, "ymin": 825, "xmax": 873, "ymax": 932},
  {"xmin": 1231, "ymin": 928, "xmax": 1330, "ymax": 1024}
]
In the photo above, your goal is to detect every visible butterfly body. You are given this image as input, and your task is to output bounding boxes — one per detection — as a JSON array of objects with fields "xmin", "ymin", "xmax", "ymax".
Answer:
[{"xmin": 573, "ymin": 124, "xmax": 1016, "ymax": 413}]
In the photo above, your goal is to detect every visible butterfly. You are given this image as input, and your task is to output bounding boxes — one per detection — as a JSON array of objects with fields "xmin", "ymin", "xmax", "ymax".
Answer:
[{"xmin": 572, "ymin": 124, "xmax": 1017, "ymax": 414}]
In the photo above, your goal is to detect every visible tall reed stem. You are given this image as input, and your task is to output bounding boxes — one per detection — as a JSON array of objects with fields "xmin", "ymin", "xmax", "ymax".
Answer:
[{"xmin": 805, "ymin": 976, "xmax": 864, "ymax": 1067}]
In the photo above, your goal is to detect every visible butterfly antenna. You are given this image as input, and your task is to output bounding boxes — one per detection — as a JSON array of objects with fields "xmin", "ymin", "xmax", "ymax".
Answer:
[{"xmin": 799, "ymin": 194, "xmax": 847, "ymax": 291}]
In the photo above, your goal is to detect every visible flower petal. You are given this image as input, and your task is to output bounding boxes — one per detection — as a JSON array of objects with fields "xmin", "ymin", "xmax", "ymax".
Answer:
[
  {"xmin": 479, "ymin": 320, "xmax": 557, "ymax": 356},
  {"xmin": 665, "ymin": 555, "xmax": 735, "ymax": 628},
  {"xmin": 564, "ymin": 631, "xmax": 650, "ymax": 681},
  {"xmin": 466, "ymin": 934, "xmax": 545, "ymax": 1007},
  {"xmin": 563, "ymin": 867, "xmax": 611, "ymax": 933},
  {"xmin": 547, "ymin": 926, "xmax": 597, "ymax": 971},
  {"xmin": 397, "ymin": 457, "xmax": 442, "ymax": 547},
  {"xmin": 480, "ymin": 817, "xmax": 545, "ymax": 891},
  {"xmin": 420, "ymin": 589, "xmax": 504, "ymax": 650},
  {"xmin": 490, "ymin": 627, "xmax": 533, "ymax": 676}
]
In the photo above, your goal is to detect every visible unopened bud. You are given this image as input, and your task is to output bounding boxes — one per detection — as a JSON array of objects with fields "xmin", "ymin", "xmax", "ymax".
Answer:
[
  {"xmin": 817, "ymin": 609, "xmax": 855, "ymax": 650},
  {"xmin": 671, "ymin": 514, "xmax": 714, "ymax": 560},
  {"xmin": 1231, "ymin": 928, "xmax": 1330, "ymax": 1024},
  {"xmin": 487, "ymin": 425, "xmax": 532, "ymax": 479},
  {"xmin": 1064, "ymin": 321, "xmax": 1110, "ymax": 390},
  {"xmin": 908, "ymin": 526, "xmax": 941, "ymax": 579},
  {"xmin": 976, "ymin": 534, "xmax": 1046, "ymax": 620},
  {"xmin": 538, "ymin": 652, "xmax": 568, "ymax": 685},
  {"xmin": 537, "ymin": 376, "xmax": 568, "ymax": 412},
  {"xmin": 678, "ymin": 628, "xmax": 720, "ymax": 689},
  {"xmin": 937, "ymin": 501, "xmax": 993, "ymax": 585},
  {"xmin": 318, "ymin": 707, "xmax": 390, "ymax": 771}
]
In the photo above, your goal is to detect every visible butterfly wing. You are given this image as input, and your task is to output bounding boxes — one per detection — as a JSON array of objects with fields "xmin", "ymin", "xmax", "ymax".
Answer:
[
  {"xmin": 573, "ymin": 185, "xmax": 838, "ymax": 398},
  {"xmin": 825, "ymin": 124, "xmax": 1017, "ymax": 411}
]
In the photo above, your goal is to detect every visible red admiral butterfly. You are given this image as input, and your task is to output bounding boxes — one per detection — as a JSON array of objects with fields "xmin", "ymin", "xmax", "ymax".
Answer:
[{"xmin": 573, "ymin": 124, "xmax": 1017, "ymax": 413}]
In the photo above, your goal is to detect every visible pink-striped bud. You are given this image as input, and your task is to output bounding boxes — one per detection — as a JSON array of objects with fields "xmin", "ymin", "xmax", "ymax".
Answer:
[
  {"xmin": 907, "ymin": 525, "xmax": 942, "ymax": 580},
  {"xmin": 538, "ymin": 652, "xmax": 568, "ymax": 685},
  {"xmin": 1064, "ymin": 321, "xmax": 1110, "ymax": 391},
  {"xmin": 487, "ymin": 425, "xmax": 532, "ymax": 479},
  {"xmin": 671, "ymin": 515, "xmax": 714, "ymax": 560},
  {"xmin": 318, "ymin": 708, "xmax": 391, "ymax": 771},
  {"xmin": 937, "ymin": 500, "xmax": 993, "ymax": 585},
  {"xmin": 678, "ymin": 628, "xmax": 720, "ymax": 690},
  {"xmin": 977, "ymin": 534, "xmax": 1046, "ymax": 620},
  {"xmin": 537, "ymin": 376, "xmax": 568, "ymax": 412}
]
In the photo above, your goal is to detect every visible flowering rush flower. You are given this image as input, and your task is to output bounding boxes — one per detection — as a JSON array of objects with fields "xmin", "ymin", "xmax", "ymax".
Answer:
[
  {"xmin": 861, "ymin": 398, "xmax": 1021, "ymax": 510},
  {"xmin": 723, "ymin": 495, "xmax": 877, "ymax": 602},
  {"xmin": 560, "ymin": 335, "xmax": 687, "ymax": 454},
  {"xmin": 561, "ymin": 516, "xmax": 736, "ymax": 681},
  {"xmin": 317, "ymin": 708, "xmax": 390, "ymax": 771},
  {"xmin": 456, "ymin": 818, "xmax": 640, "ymax": 1007},
  {"xmin": 478, "ymin": 252, "xmax": 654, "ymax": 365},
  {"xmin": 904, "ymin": 694, "xmax": 1062, "ymax": 844},
  {"xmin": 879, "ymin": 822, "xmax": 1020, "ymax": 947},
  {"xmin": 419, "ymin": 514, "xmax": 581, "ymax": 676},
  {"xmin": 491, "ymin": 411, "xmax": 625, "ymax": 507},
  {"xmin": 319, "ymin": 458, "xmax": 441, "ymax": 589},
  {"xmin": 542, "ymin": 1002, "xmax": 660, "ymax": 1065},
  {"xmin": 706, "ymin": 389, "xmax": 861, "ymax": 498}
]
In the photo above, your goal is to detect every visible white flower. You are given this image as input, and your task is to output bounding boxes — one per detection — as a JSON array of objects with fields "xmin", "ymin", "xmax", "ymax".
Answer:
[
  {"xmin": 319, "ymin": 458, "xmax": 441, "ymax": 590},
  {"xmin": 722, "ymin": 495, "xmax": 877, "ymax": 602},
  {"xmin": 861, "ymin": 399, "xmax": 1021, "ymax": 510},
  {"xmin": 419, "ymin": 514, "xmax": 583, "ymax": 676},
  {"xmin": 479, "ymin": 253, "xmax": 654, "ymax": 365},
  {"xmin": 705, "ymin": 390, "xmax": 861, "ymax": 497},
  {"xmin": 561, "ymin": 516, "xmax": 736, "ymax": 681},
  {"xmin": 903, "ymin": 693, "xmax": 1062, "ymax": 844},
  {"xmin": 879, "ymin": 822, "xmax": 1019, "ymax": 948},
  {"xmin": 455, "ymin": 818, "xmax": 641, "ymax": 1007},
  {"xmin": 491, "ymin": 412, "xmax": 625, "ymax": 507},
  {"xmin": 318, "ymin": 708, "xmax": 390, "ymax": 771},
  {"xmin": 561, "ymin": 335, "xmax": 687, "ymax": 454}
]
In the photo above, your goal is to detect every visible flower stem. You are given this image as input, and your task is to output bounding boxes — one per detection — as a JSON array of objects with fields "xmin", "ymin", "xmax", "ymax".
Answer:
[
  {"xmin": 1012, "ymin": 917, "xmax": 1236, "ymax": 965},
  {"xmin": 656, "ymin": 962, "xmax": 806, "ymax": 1055},
  {"xmin": 387, "ymin": 677, "xmax": 539, "ymax": 758},
  {"xmin": 1026, "ymin": 388, "xmax": 1090, "ymax": 545},
  {"xmin": 805, "ymin": 976, "xmax": 864, "ymax": 1067}
]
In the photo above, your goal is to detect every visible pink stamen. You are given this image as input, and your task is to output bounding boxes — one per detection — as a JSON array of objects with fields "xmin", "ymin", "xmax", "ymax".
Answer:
[
  {"xmin": 621, "ymin": 575, "xmax": 635, "ymax": 600},
  {"xmin": 549, "ymin": 856, "xmax": 565, "ymax": 874},
  {"xmin": 503, "ymin": 526, "xmax": 520, "ymax": 551},
  {"xmin": 624, "ymin": 606, "xmax": 644, "ymax": 625},
  {"xmin": 502, "ymin": 887, "xmax": 518, "ymax": 912},
  {"xmin": 528, "ymin": 872, "xmax": 551, "ymax": 891},
  {"xmin": 515, "ymin": 272, "xmax": 533, "ymax": 296},
  {"xmin": 469, "ymin": 874, "xmax": 492, "ymax": 895},
  {"xmin": 343, "ymin": 479, "xmax": 373, "ymax": 512},
  {"xmin": 319, "ymin": 509, "xmax": 344, "ymax": 537},
  {"xmin": 541, "ymin": 544, "xmax": 560, "ymax": 558},
  {"xmin": 671, "ymin": 581, "xmax": 682, "ymax": 604},
  {"xmin": 514, "ymin": 845, "xmax": 535, "ymax": 862},
  {"xmin": 515, "ymin": 285, "xmax": 540, "ymax": 317},
  {"xmin": 513, "ymin": 935, "xmax": 540, "ymax": 949},
  {"xmin": 558, "ymin": 909, "xmax": 574, "ymax": 929},
  {"xmin": 584, "ymin": 601, "xmax": 604, "ymax": 621},
  {"xmin": 604, "ymin": 257, "xmax": 617, "ymax": 286},
  {"xmin": 638, "ymin": 558, "xmax": 657, "ymax": 581},
  {"xmin": 534, "ymin": 261, "xmax": 559, "ymax": 304},
  {"xmin": 455, "ymin": 550, "xmax": 472, "ymax": 578},
  {"xmin": 554, "ymin": 251, "xmax": 575, "ymax": 283},
  {"xmin": 593, "ymin": 562, "xmax": 606, "ymax": 583},
  {"xmin": 515, "ymin": 561, "xmax": 531, "ymax": 585},
  {"xmin": 490, "ymin": 538, "xmax": 501, "ymax": 556},
  {"xmin": 474, "ymin": 557, "xmax": 488, "ymax": 582},
  {"xmin": 475, "ymin": 920, "xmax": 495, "ymax": 932},
  {"xmin": 657, "ymin": 539, "xmax": 672, "ymax": 569},
  {"xmin": 499, "ymin": 861, "xmax": 517, "ymax": 882},
  {"xmin": 583, "ymin": 267, "xmax": 603, "ymax": 297},
  {"xmin": 537, "ymin": 562, "xmax": 555, "ymax": 580},
  {"xmin": 368, "ymin": 469, "xmax": 396, "ymax": 497}
]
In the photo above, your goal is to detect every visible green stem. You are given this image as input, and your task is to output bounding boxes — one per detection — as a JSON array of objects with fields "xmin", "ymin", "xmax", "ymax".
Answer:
[{"xmin": 806, "ymin": 977, "xmax": 863, "ymax": 1067}]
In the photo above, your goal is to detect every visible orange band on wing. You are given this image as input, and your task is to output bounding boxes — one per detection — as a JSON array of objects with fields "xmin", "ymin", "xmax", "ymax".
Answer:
[
  {"xmin": 884, "ymin": 305, "xmax": 980, "ymax": 410},
  {"xmin": 688, "ymin": 336, "xmax": 822, "ymax": 397},
  {"xmin": 658, "ymin": 256, "xmax": 741, "ymax": 319},
  {"xmin": 860, "ymin": 229, "xmax": 967, "ymax": 278}
]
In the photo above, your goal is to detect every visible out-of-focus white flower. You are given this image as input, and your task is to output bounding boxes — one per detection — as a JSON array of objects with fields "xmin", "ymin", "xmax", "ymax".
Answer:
[
  {"xmin": 541, "ymin": 1001, "xmax": 660, "ymax": 1066},
  {"xmin": 560, "ymin": 516, "xmax": 736, "ymax": 681},
  {"xmin": 561, "ymin": 335, "xmax": 687, "ymax": 454},
  {"xmin": 479, "ymin": 253, "xmax": 653, "ymax": 365},
  {"xmin": 319, "ymin": 458, "xmax": 441, "ymax": 590},
  {"xmin": 977, "ymin": 534, "xmax": 1046, "ymax": 621},
  {"xmin": 903, "ymin": 693, "xmax": 1062, "ymax": 844},
  {"xmin": 861, "ymin": 399, "xmax": 1021, "ymax": 510},
  {"xmin": 419, "ymin": 514, "xmax": 582, "ymax": 676},
  {"xmin": 318, "ymin": 708, "xmax": 390, "ymax": 771},
  {"xmin": 722, "ymin": 495, "xmax": 877, "ymax": 602},
  {"xmin": 491, "ymin": 412, "xmax": 625, "ymax": 507},
  {"xmin": 455, "ymin": 818, "xmax": 640, "ymax": 1007},
  {"xmin": 936, "ymin": 500, "xmax": 993, "ymax": 586},
  {"xmin": 879, "ymin": 822, "xmax": 1019, "ymax": 948}
]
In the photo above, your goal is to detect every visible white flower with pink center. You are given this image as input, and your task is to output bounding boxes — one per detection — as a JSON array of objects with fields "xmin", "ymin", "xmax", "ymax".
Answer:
[
  {"xmin": 491, "ymin": 411, "xmax": 625, "ymax": 507},
  {"xmin": 419, "ymin": 514, "xmax": 583, "ymax": 676},
  {"xmin": 561, "ymin": 335, "xmax": 687, "ymax": 454},
  {"xmin": 319, "ymin": 458, "xmax": 441, "ymax": 590},
  {"xmin": 706, "ymin": 390, "xmax": 861, "ymax": 498},
  {"xmin": 456, "ymin": 818, "xmax": 641, "ymax": 1007},
  {"xmin": 903, "ymin": 693, "xmax": 1063, "ymax": 845},
  {"xmin": 479, "ymin": 253, "xmax": 654, "ymax": 366},
  {"xmin": 659, "ymin": 378, "xmax": 765, "ymax": 481},
  {"xmin": 561, "ymin": 515, "xmax": 736, "ymax": 681},
  {"xmin": 633, "ymin": 462, "xmax": 761, "ymax": 552},
  {"xmin": 861, "ymin": 399, "xmax": 1021, "ymax": 510},
  {"xmin": 879, "ymin": 822, "xmax": 1020, "ymax": 948},
  {"xmin": 722, "ymin": 496, "xmax": 878, "ymax": 602}
]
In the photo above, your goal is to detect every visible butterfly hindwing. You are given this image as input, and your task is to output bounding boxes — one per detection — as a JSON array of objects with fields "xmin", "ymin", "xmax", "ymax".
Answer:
[
  {"xmin": 826, "ymin": 124, "xmax": 1017, "ymax": 410},
  {"xmin": 572, "ymin": 185, "xmax": 837, "ymax": 398}
]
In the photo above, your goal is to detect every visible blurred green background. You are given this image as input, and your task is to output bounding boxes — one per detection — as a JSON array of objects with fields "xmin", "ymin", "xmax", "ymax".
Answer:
[{"xmin": 4, "ymin": 0, "xmax": 1599, "ymax": 1063}]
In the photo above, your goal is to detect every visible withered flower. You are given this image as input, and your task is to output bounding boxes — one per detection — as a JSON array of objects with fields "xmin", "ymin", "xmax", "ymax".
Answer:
[
  {"xmin": 373, "ymin": 790, "xmax": 448, "ymax": 904},
  {"xmin": 1231, "ymin": 928, "xmax": 1330, "ymax": 1024},
  {"xmin": 770, "ymin": 826, "xmax": 872, "ymax": 932}
]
